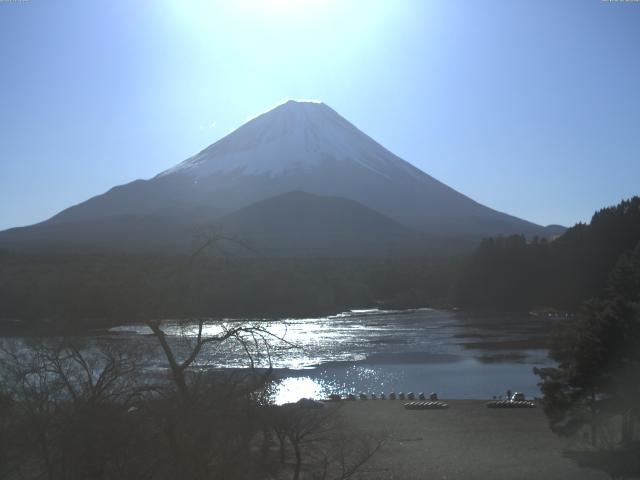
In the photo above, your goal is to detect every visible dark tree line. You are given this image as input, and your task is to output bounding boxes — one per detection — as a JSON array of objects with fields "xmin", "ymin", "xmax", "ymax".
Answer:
[
  {"xmin": 452, "ymin": 197, "xmax": 640, "ymax": 312},
  {"xmin": 0, "ymin": 251, "xmax": 456, "ymax": 333}
]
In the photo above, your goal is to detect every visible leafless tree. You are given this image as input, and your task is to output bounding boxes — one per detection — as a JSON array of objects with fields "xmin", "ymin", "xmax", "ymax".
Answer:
[
  {"xmin": 0, "ymin": 338, "xmax": 150, "ymax": 480},
  {"xmin": 141, "ymin": 316, "xmax": 299, "ymax": 479},
  {"xmin": 261, "ymin": 402, "xmax": 384, "ymax": 480}
]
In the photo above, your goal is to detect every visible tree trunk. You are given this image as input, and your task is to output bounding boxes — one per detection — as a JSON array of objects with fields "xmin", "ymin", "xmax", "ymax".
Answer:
[
  {"xmin": 590, "ymin": 391, "xmax": 597, "ymax": 447},
  {"xmin": 147, "ymin": 322, "xmax": 191, "ymax": 405},
  {"xmin": 622, "ymin": 409, "xmax": 633, "ymax": 446},
  {"xmin": 293, "ymin": 442, "xmax": 302, "ymax": 480},
  {"xmin": 164, "ymin": 417, "xmax": 189, "ymax": 480},
  {"xmin": 279, "ymin": 439, "xmax": 286, "ymax": 464},
  {"xmin": 38, "ymin": 427, "xmax": 54, "ymax": 480}
]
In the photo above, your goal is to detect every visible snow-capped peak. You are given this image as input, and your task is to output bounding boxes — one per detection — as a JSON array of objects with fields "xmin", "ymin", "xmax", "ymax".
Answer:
[{"xmin": 158, "ymin": 100, "xmax": 408, "ymax": 179}]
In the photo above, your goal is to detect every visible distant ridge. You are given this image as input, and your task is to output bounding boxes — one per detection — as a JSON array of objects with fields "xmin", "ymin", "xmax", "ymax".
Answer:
[{"xmin": 213, "ymin": 191, "xmax": 417, "ymax": 256}]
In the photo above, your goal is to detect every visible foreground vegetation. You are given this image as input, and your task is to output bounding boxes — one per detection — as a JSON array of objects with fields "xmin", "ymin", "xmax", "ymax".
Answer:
[
  {"xmin": 534, "ymin": 242, "xmax": 640, "ymax": 479},
  {"xmin": 0, "ymin": 321, "xmax": 382, "ymax": 480}
]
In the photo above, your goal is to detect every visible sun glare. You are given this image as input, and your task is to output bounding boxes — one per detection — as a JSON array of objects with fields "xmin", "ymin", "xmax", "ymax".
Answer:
[
  {"xmin": 169, "ymin": 0, "xmax": 336, "ymax": 32},
  {"xmin": 235, "ymin": 0, "xmax": 333, "ymax": 20}
]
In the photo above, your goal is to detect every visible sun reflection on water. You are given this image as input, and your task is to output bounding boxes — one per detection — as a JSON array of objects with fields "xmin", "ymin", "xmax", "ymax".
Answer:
[{"xmin": 273, "ymin": 377, "xmax": 330, "ymax": 405}]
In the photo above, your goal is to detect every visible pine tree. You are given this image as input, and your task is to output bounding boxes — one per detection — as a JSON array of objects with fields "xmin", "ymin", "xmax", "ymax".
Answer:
[{"xmin": 535, "ymin": 242, "xmax": 640, "ymax": 477}]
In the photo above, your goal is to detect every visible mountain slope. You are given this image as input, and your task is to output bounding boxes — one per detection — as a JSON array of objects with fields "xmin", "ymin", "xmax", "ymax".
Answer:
[
  {"xmin": 214, "ymin": 191, "xmax": 417, "ymax": 256},
  {"xmin": 0, "ymin": 100, "xmax": 562, "ymax": 253},
  {"xmin": 0, "ymin": 215, "xmax": 193, "ymax": 252}
]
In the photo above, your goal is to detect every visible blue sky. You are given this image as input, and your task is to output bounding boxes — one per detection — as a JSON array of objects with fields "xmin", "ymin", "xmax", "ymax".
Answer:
[{"xmin": 1, "ymin": 0, "xmax": 639, "ymax": 230}]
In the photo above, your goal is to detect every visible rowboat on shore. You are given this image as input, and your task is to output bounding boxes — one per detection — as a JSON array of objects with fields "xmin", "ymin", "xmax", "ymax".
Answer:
[{"xmin": 404, "ymin": 401, "xmax": 449, "ymax": 410}]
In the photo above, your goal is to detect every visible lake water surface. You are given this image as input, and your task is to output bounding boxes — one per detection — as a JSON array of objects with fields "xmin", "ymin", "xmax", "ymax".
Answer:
[{"xmin": 109, "ymin": 308, "xmax": 555, "ymax": 404}]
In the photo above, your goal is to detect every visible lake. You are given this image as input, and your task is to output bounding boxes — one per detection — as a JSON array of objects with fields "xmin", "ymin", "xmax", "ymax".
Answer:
[{"xmin": 108, "ymin": 308, "xmax": 556, "ymax": 404}]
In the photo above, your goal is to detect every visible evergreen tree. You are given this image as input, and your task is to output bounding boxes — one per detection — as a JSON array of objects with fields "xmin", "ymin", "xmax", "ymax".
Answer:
[{"xmin": 535, "ymin": 242, "xmax": 640, "ymax": 477}]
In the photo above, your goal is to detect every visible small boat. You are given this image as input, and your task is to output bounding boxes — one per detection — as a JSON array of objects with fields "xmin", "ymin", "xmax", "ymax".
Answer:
[
  {"xmin": 486, "ymin": 400, "xmax": 536, "ymax": 408},
  {"xmin": 404, "ymin": 401, "xmax": 449, "ymax": 410}
]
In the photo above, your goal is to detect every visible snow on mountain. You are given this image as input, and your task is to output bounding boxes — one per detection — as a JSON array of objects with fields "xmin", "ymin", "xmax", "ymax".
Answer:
[{"xmin": 159, "ymin": 100, "xmax": 418, "ymax": 180}]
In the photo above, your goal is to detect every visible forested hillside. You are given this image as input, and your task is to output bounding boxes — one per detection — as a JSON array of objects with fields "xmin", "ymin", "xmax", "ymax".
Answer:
[
  {"xmin": 0, "ymin": 250, "xmax": 456, "ymax": 333},
  {"xmin": 452, "ymin": 197, "xmax": 640, "ymax": 311}
]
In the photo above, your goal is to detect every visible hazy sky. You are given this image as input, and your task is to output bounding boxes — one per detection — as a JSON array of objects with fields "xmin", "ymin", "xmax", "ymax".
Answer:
[{"xmin": 1, "ymin": 0, "xmax": 639, "ymax": 230}]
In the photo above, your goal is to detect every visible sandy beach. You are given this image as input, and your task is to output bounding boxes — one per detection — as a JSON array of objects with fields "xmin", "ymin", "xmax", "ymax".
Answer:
[{"xmin": 334, "ymin": 400, "xmax": 608, "ymax": 480}]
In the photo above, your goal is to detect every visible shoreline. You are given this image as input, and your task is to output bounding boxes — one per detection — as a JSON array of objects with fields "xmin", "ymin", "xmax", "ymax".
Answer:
[{"xmin": 0, "ymin": 305, "xmax": 561, "ymax": 337}]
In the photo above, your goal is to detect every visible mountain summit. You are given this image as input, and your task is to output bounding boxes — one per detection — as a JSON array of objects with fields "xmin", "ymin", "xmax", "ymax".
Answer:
[
  {"xmin": 159, "ymin": 100, "xmax": 419, "ymax": 180},
  {"xmin": 0, "ymin": 100, "xmax": 562, "ymax": 254}
]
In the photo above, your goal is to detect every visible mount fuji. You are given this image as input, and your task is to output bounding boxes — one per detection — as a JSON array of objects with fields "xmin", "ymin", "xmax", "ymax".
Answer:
[{"xmin": 0, "ymin": 100, "xmax": 563, "ymax": 255}]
